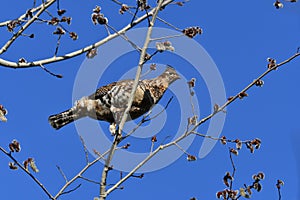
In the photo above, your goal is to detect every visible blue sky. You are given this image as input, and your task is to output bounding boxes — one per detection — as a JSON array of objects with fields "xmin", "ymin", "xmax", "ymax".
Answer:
[{"xmin": 0, "ymin": 0, "xmax": 300, "ymax": 200}]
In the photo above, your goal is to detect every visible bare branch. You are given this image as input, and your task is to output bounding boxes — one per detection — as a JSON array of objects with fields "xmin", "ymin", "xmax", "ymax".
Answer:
[
  {"xmin": 228, "ymin": 149, "xmax": 236, "ymax": 190},
  {"xmin": 56, "ymin": 165, "xmax": 68, "ymax": 183},
  {"xmin": 79, "ymin": 136, "xmax": 89, "ymax": 165},
  {"xmin": 79, "ymin": 176, "xmax": 100, "ymax": 185},
  {"xmin": 0, "ymin": 0, "xmax": 57, "ymax": 55},
  {"xmin": 106, "ymin": 50, "xmax": 300, "ymax": 195},
  {"xmin": 60, "ymin": 184, "xmax": 81, "ymax": 196},
  {"xmin": 0, "ymin": 1, "xmax": 51, "ymax": 27},
  {"xmin": 0, "ymin": 146, "xmax": 54, "ymax": 200},
  {"xmin": 0, "ymin": 0, "xmax": 175, "ymax": 68},
  {"xmin": 54, "ymin": 150, "xmax": 109, "ymax": 199},
  {"xmin": 99, "ymin": 1, "xmax": 168, "ymax": 199}
]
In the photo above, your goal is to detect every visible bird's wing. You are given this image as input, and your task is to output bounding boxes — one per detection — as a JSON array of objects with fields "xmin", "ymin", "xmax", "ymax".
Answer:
[{"xmin": 89, "ymin": 81, "xmax": 118, "ymax": 100}]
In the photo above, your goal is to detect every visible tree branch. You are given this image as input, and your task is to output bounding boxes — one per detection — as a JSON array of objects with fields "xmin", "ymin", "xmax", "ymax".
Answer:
[
  {"xmin": 105, "ymin": 50, "xmax": 300, "ymax": 195},
  {"xmin": 54, "ymin": 150, "xmax": 108, "ymax": 199},
  {"xmin": 99, "ymin": 1, "xmax": 168, "ymax": 199},
  {"xmin": 0, "ymin": 0, "xmax": 174, "ymax": 68},
  {"xmin": 0, "ymin": 1, "xmax": 50, "ymax": 27},
  {"xmin": 0, "ymin": 146, "xmax": 54, "ymax": 200},
  {"xmin": 0, "ymin": 0, "xmax": 57, "ymax": 55}
]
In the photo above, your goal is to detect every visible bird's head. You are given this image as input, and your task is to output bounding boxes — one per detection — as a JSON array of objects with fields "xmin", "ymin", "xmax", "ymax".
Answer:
[{"xmin": 162, "ymin": 65, "xmax": 180, "ymax": 84}]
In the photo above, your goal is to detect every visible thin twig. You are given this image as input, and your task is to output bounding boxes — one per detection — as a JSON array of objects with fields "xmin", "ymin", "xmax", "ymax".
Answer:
[
  {"xmin": 0, "ymin": 0, "xmax": 175, "ymax": 68},
  {"xmin": 54, "ymin": 34, "xmax": 62, "ymax": 57},
  {"xmin": 150, "ymin": 34, "xmax": 184, "ymax": 41},
  {"xmin": 99, "ymin": 134, "xmax": 120, "ymax": 199},
  {"xmin": 99, "ymin": 1, "xmax": 167, "ymax": 199},
  {"xmin": 0, "ymin": 0, "xmax": 52, "ymax": 27},
  {"xmin": 228, "ymin": 149, "xmax": 236, "ymax": 190},
  {"xmin": 56, "ymin": 165, "xmax": 68, "ymax": 183},
  {"xmin": 79, "ymin": 136, "xmax": 89, "ymax": 164},
  {"xmin": 156, "ymin": 16, "xmax": 182, "ymax": 31},
  {"xmin": 150, "ymin": 141, "xmax": 155, "ymax": 153},
  {"xmin": 147, "ymin": 96, "xmax": 173, "ymax": 120},
  {"xmin": 110, "ymin": 0, "xmax": 123, "ymax": 6},
  {"xmin": 54, "ymin": 150, "xmax": 109, "ymax": 199},
  {"xmin": 174, "ymin": 142, "xmax": 189, "ymax": 155},
  {"xmin": 79, "ymin": 176, "xmax": 100, "ymax": 185},
  {"xmin": 106, "ymin": 23, "xmax": 142, "ymax": 52},
  {"xmin": 106, "ymin": 50, "xmax": 300, "ymax": 195},
  {"xmin": 0, "ymin": 0, "xmax": 57, "ymax": 54},
  {"xmin": 188, "ymin": 86, "xmax": 196, "ymax": 118},
  {"xmin": 192, "ymin": 131, "xmax": 253, "ymax": 144},
  {"xmin": 39, "ymin": 64, "xmax": 62, "ymax": 78},
  {"xmin": 278, "ymin": 186, "xmax": 282, "ymax": 200},
  {"xmin": 0, "ymin": 146, "xmax": 54, "ymax": 200},
  {"xmin": 60, "ymin": 184, "xmax": 81, "ymax": 196}
]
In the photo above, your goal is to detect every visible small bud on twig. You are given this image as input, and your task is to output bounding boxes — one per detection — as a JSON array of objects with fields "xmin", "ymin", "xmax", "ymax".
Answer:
[
  {"xmin": 223, "ymin": 172, "xmax": 233, "ymax": 187},
  {"xmin": 9, "ymin": 162, "xmax": 18, "ymax": 170},
  {"xmin": 86, "ymin": 48, "xmax": 98, "ymax": 59},
  {"xmin": 182, "ymin": 27, "xmax": 202, "ymax": 38},
  {"xmin": 53, "ymin": 27, "xmax": 65, "ymax": 35},
  {"xmin": 57, "ymin": 9, "xmax": 67, "ymax": 16},
  {"xmin": 238, "ymin": 91, "xmax": 248, "ymax": 99},
  {"xmin": 119, "ymin": 4, "xmax": 129, "ymax": 14},
  {"xmin": 255, "ymin": 79, "xmax": 264, "ymax": 87},
  {"xmin": 156, "ymin": 41, "xmax": 175, "ymax": 52},
  {"xmin": 9, "ymin": 139, "xmax": 21, "ymax": 153},
  {"xmin": 69, "ymin": 32, "xmax": 78, "ymax": 40},
  {"xmin": 151, "ymin": 136, "xmax": 157, "ymax": 142},
  {"xmin": 220, "ymin": 136, "xmax": 227, "ymax": 145},
  {"xmin": 187, "ymin": 78, "xmax": 196, "ymax": 88},
  {"xmin": 276, "ymin": 179, "xmax": 284, "ymax": 189},
  {"xmin": 230, "ymin": 148, "xmax": 239, "ymax": 156},
  {"xmin": 187, "ymin": 154, "xmax": 197, "ymax": 161}
]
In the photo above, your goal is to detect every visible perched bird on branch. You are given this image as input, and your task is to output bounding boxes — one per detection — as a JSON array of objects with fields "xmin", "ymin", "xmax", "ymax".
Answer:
[{"xmin": 48, "ymin": 66, "xmax": 180, "ymax": 130}]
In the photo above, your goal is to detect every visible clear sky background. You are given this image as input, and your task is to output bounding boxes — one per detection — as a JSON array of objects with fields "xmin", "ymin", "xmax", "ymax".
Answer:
[{"xmin": 0, "ymin": 0, "xmax": 300, "ymax": 200}]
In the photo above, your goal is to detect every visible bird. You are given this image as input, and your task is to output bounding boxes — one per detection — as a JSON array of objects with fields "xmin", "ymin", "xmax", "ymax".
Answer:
[{"xmin": 48, "ymin": 66, "xmax": 180, "ymax": 131}]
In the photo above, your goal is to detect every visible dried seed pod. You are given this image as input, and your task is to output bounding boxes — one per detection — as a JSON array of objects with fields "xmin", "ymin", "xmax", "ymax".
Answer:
[
  {"xmin": 86, "ymin": 48, "xmax": 98, "ymax": 59},
  {"xmin": 57, "ymin": 9, "xmax": 66, "ymax": 16},
  {"xmin": 9, "ymin": 162, "xmax": 18, "ymax": 170},
  {"xmin": 49, "ymin": 17, "xmax": 60, "ymax": 25},
  {"xmin": 151, "ymin": 136, "xmax": 157, "ymax": 142},
  {"xmin": 9, "ymin": 139, "xmax": 21, "ymax": 153},
  {"xmin": 230, "ymin": 148, "xmax": 239, "ymax": 156},
  {"xmin": 238, "ymin": 91, "xmax": 248, "ymax": 99},
  {"xmin": 122, "ymin": 143, "xmax": 131, "ymax": 149},
  {"xmin": 93, "ymin": 6, "xmax": 101, "ymax": 13},
  {"xmin": 187, "ymin": 154, "xmax": 197, "ymax": 161},
  {"xmin": 119, "ymin": 4, "xmax": 129, "ymax": 14},
  {"xmin": 53, "ymin": 27, "xmax": 65, "ymax": 35},
  {"xmin": 187, "ymin": 78, "xmax": 196, "ymax": 88},
  {"xmin": 273, "ymin": 0, "xmax": 284, "ymax": 9},
  {"xmin": 255, "ymin": 79, "xmax": 264, "ymax": 87},
  {"xmin": 182, "ymin": 27, "xmax": 203, "ymax": 38},
  {"xmin": 220, "ymin": 136, "xmax": 227, "ymax": 145},
  {"xmin": 69, "ymin": 32, "xmax": 78, "ymax": 40},
  {"xmin": 227, "ymin": 96, "xmax": 234, "ymax": 101}
]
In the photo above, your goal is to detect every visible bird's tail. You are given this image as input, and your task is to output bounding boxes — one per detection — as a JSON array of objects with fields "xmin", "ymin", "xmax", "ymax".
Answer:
[{"xmin": 48, "ymin": 108, "xmax": 82, "ymax": 130}]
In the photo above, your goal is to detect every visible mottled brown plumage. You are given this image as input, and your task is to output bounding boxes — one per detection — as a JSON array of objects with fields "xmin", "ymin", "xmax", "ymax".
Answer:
[{"xmin": 48, "ymin": 66, "xmax": 180, "ymax": 130}]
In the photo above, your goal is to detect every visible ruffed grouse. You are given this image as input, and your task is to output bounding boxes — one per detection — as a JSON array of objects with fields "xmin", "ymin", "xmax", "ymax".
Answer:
[{"xmin": 48, "ymin": 66, "xmax": 180, "ymax": 130}]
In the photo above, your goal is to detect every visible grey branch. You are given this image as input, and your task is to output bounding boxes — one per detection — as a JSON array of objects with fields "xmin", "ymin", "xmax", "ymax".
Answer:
[
  {"xmin": 0, "ymin": 0, "xmax": 174, "ymax": 68},
  {"xmin": 0, "ymin": 0, "xmax": 57, "ymax": 55},
  {"xmin": 99, "ymin": 0, "xmax": 168, "ymax": 199}
]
